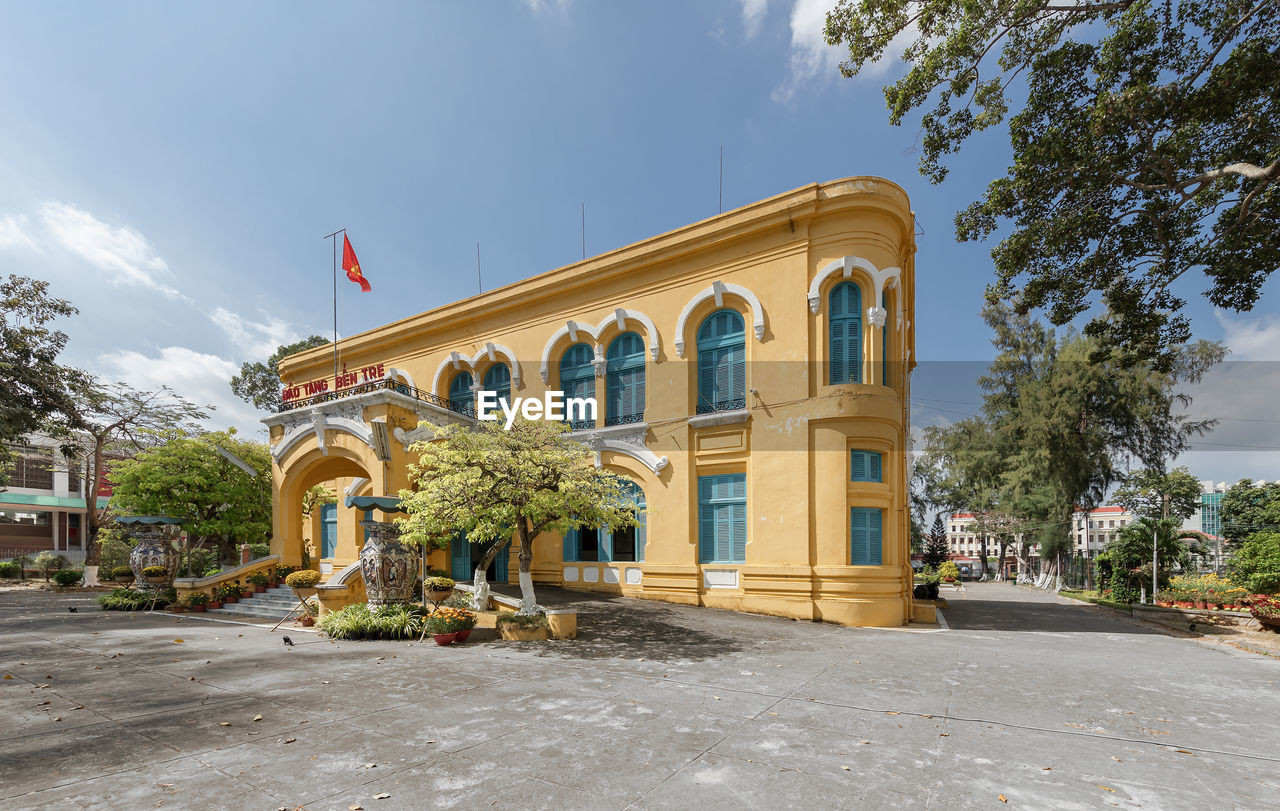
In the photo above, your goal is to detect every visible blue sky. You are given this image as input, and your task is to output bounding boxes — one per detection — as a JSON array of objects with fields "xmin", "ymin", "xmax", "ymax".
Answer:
[{"xmin": 0, "ymin": 1, "xmax": 1275, "ymax": 484}]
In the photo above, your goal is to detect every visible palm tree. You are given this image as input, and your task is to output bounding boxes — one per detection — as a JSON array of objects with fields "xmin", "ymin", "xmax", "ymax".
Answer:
[{"xmin": 1099, "ymin": 517, "xmax": 1205, "ymax": 598}]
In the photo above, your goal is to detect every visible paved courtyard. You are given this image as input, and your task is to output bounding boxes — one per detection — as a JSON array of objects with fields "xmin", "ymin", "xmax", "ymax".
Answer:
[{"xmin": 2, "ymin": 583, "xmax": 1278, "ymax": 809}]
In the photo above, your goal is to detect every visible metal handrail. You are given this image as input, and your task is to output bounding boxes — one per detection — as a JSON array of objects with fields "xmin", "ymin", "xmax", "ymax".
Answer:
[
  {"xmin": 280, "ymin": 378, "xmax": 475, "ymax": 417},
  {"xmin": 695, "ymin": 397, "xmax": 746, "ymax": 415}
]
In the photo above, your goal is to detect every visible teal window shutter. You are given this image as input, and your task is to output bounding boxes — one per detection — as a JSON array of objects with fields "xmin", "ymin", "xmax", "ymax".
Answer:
[
  {"xmin": 450, "ymin": 534, "xmax": 468, "ymax": 579},
  {"xmin": 696, "ymin": 310, "xmax": 746, "ymax": 411},
  {"xmin": 830, "ymin": 282, "xmax": 862, "ymax": 384},
  {"xmin": 563, "ymin": 526, "xmax": 579, "ymax": 561},
  {"xmin": 606, "ymin": 332, "xmax": 646, "ymax": 422},
  {"xmin": 851, "ymin": 450, "xmax": 883, "ymax": 482},
  {"xmin": 482, "ymin": 363, "xmax": 511, "ymax": 415},
  {"xmin": 559, "ymin": 343, "xmax": 596, "ymax": 423},
  {"xmin": 698, "ymin": 473, "xmax": 746, "ymax": 563},
  {"xmin": 494, "ymin": 542, "xmax": 508, "ymax": 582},
  {"xmin": 851, "ymin": 508, "xmax": 883, "ymax": 565}
]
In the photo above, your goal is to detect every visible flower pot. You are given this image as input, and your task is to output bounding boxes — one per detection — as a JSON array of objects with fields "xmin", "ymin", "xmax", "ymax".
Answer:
[
  {"xmin": 427, "ymin": 589, "xmax": 452, "ymax": 603},
  {"xmin": 454, "ymin": 628, "xmax": 472, "ymax": 642},
  {"xmin": 1194, "ymin": 601, "xmax": 1208, "ymax": 610},
  {"xmin": 1156, "ymin": 600, "xmax": 1172, "ymax": 608},
  {"xmin": 224, "ymin": 595, "xmax": 238, "ymax": 604},
  {"xmin": 1175, "ymin": 601, "xmax": 1193, "ymax": 609},
  {"xmin": 299, "ymin": 615, "xmax": 316, "ymax": 627},
  {"xmin": 144, "ymin": 575, "xmax": 168, "ymax": 585},
  {"xmin": 169, "ymin": 605, "xmax": 185, "ymax": 613},
  {"xmin": 498, "ymin": 625, "xmax": 548, "ymax": 642},
  {"xmin": 242, "ymin": 590, "xmax": 253, "ymax": 599},
  {"xmin": 254, "ymin": 585, "xmax": 266, "ymax": 593},
  {"xmin": 190, "ymin": 605, "xmax": 206, "ymax": 612},
  {"xmin": 432, "ymin": 632, "xmax": 457, "ymax": 646},
  {"xmin": 208, "ymin": 600, "xmax": 222, "ymax": 610}
]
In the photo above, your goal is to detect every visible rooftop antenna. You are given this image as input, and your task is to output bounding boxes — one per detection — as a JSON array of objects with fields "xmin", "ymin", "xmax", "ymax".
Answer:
[
  {"xmin": 476, "ymin": 242, "xmax": 482, "ymax": 294},
  {"xmin": 323, "ymin": 228, "xmax": 346, "ymax": 380},
  {"xmin": 581, "ymin": 202, "xmax": 586, "ymax": 260},
  {"xmin": 719, "ymin": 146, "xmax": 724, "ymax": 213}
]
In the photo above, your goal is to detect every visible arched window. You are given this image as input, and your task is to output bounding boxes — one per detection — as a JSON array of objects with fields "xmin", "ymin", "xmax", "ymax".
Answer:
[
  {"xmin": 481, "ymin": 363, "xmax": 511, "ymax": 419},
  {"xmin": 559, "ymin": 343, "xmax": 596, "ymax": 429},
  {"xmin": 448, "ymin": 371, "xmax": 474, "ymax": 416},
  {"xmin": 696, "ymin": 309, "xmax": 745, "ymax": 414},
  {"xmin": 829, "ymin": 282, "xmax": 862, "ymax": 385},
  {"xmin": 605, "ymin": 332, "xmax": 645, "ymax": 426}
]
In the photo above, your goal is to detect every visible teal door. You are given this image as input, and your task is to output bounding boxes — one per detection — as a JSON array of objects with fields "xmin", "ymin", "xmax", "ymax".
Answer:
[
  {"xmin": 451, "ymin": 535, "xmax": 508, "ymax": 582},
  {"xmin": 320, "ymin": 503, "xmax": 337, "ymax": 558}
]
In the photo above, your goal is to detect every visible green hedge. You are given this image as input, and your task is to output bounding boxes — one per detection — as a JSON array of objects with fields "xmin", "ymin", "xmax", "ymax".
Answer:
[{"xmin": 97, "ymin": 588, "xmax": 174, "ymax": 611}]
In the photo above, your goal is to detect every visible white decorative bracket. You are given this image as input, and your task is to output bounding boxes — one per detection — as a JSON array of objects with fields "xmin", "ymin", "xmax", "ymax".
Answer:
[
  {"xmin": 808, "ymin": 255, "xmax": 901, "ymax": 316},
  {"xmin": 673, "ymin": 281, "xmax": 767, "ymax": 357},
  {"xmin": 539, "ymin": 308, "xmax": 662, "ymax": 382}
]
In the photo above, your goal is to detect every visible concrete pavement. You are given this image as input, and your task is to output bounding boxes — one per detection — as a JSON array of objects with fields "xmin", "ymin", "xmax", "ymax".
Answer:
[{"xmin": 2, "ymin": 583, "xmax": 1277, "ymax": 809}]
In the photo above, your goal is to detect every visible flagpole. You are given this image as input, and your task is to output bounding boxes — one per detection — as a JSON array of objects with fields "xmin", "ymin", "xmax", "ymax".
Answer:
[{"xmin": 324, "ymin": 228, "xmax": 345, "ymax": 381}]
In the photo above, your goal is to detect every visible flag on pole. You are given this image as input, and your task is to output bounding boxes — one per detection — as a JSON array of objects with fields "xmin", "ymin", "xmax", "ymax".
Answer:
[{"xmin": 342, "ymin": 234, "xmax": 371, "ymax": 292}]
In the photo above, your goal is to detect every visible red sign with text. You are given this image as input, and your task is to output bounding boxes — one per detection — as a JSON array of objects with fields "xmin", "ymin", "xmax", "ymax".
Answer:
[{"xmin": 282, "ymin": 363, "xmax": 386, "ymax": 403}]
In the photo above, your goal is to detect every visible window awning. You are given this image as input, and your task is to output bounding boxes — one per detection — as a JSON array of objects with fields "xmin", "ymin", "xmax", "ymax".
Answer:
[
  {"xmin": 345, "ymin": 495, "xmax": 407, "ymax": 514},
  {"xmin": 0, "ymin": 493, "xmax": 110, "ymax": 510}
]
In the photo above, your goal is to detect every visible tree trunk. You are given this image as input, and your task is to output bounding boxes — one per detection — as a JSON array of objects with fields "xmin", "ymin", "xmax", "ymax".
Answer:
[
  {"xmin": 82, "ymin": 443, "xmax": 106, "ymax": 567},
  {"xmin": 994, "ymin": 540, "xmax": 1009, "ymax": 581},
  {"xmin": 978, "ymin": 534, "xmax": 990, "ymax": 581},
  {"xmin": 516, "ymin": 519, "xmax": 538, "ymax": 614},
  {"xmin": 468, "ymin": 537, "xmax": 509, "ymax": 612}
]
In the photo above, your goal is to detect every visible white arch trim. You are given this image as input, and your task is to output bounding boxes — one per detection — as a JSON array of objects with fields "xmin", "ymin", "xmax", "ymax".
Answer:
[
  {"xmin": 382, "ymin": 367, "xmax": 416, "ymax": 390},
  {"xmin": 672, "ymin": 281, "xmax": 766, "ymax": 358},
  {"xmin": 808, "ymin": 255, "xmax": 901, "ymax": 317},
  {"xmin": 430, "ymin": 342, "xmax": 524, "ymax": 395},
  {"xmin": 270, "ymin": 409, "xmax": 375, "ymax": 463},
  {"xmin": 538, "ymin": 308, "xmax": 662, "ymax": 383},
  {"xmin": 592, "ymin": 441, "xmax": 669, "ymax": 475}
]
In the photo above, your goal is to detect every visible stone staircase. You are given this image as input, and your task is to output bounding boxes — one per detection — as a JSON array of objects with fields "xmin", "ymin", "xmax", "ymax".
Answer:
[{"xmin": 207, "ymin": 586, "xmax": 301, "ymax": 621}]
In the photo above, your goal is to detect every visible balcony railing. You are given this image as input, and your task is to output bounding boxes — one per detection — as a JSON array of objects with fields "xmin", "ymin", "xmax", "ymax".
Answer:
[
  {"xmin": 564, "ymin": 418, "xmax": 597, "ymax": 431},
  {"xmin": 280, "ymin": 378, "xmax": 474, "ymax": 418},
  {"xmin": 604, "ymin": 412, "xmax": 645, "ymax": 427},
  {"xmin": 695, "ymin": 397, "xmax": 746, "ymax": 415}
]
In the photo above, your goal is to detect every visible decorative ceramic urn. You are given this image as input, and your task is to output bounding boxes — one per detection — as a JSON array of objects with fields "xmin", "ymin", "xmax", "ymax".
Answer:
[
  {"xmin": 129, "ymin": 528, "xmax": 180, "ymax": 591},
  {"xmin": 359, "ymin": 521, "xmax": 419, "ymax": 607}
]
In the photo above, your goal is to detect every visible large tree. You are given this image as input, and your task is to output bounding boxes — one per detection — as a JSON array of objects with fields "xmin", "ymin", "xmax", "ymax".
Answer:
[
  {"xmin": 826, "ymin": 0, "xmax": 1279, "ymax": 366},
  {"xmin": 107, "ymin": 429, "xmax": 271, "ymax": 571},
  {"xmin": 399, "ymin": 419, "xmax": 640, "ymax": 613},
  {"xmin": 61, "ymin": 382, "xmax": 209, "ymax": 566},
  {"xmin": 1220, "ymin": 478, "xmax": 1280, "ymax": 544},
  {"xmin": 1112, "ymin": 465, "xmax": 1203, "ymax": 519},
  {"xmin": 230, "ymin": 335, "xmax": 330, "ymax": 412},
  {"xmin": 0, "ymin": 274, "xmax": 85, "ymax": 485},
  {"xmin": 922, "ymin": 513, "xmax": 950, "ymax": 568}
]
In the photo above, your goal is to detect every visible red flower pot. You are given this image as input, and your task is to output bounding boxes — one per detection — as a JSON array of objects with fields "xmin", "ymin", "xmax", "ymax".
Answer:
[
  {"xmin": 299, "ymin": 615, "xmax": 315, "ymax": 627},
  {"xmin": 454, "ymin": 628, "xmax": 472, "ymax": 643},
  {"xmin": 242, "ymin": 590, "xmax": 253, "ymax": 598},
  {"xmin": 432, "ymin": 632, "xmax": 457, "ymax": 646},
  {"xmin": 254, "ymin": 585, "xmax": 266, "ymax": 593},
  {"xmin": 191, "ymin": 605, "xmax": 206, "ymax": 612},
  {"xmin": 1156, "ymin": 600, "xmax": 1172, "ymax": 608},
  {"xmin": 208, "ymin": 600, "xmax": 222, "ymax": 610},
  {"xmin": 1175, "ymin": 601, "xmax": 1193, "ymax": 609},
  {"xmin": 1194, "ymin": 601, "xmax": 1208, "ymax": 609},
  {"xmin": 224, "ymin": 595, "xmax": 238, "ymax": 604}
]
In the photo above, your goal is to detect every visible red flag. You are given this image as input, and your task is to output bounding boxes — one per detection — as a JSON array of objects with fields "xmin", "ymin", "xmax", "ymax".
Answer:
[{"xmin": 342, "ymin": 234, "xmax": 371, "ymax": 292}]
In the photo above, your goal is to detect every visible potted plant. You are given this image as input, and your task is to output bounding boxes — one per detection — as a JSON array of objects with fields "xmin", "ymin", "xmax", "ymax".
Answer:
[
  {"xmin": 425, "ymin": 607, "xmax": 465, "ymax": 645},
  {"xmin": 112, "ymin": 565, "xmax": 135, "ymax": 586},
  {"xmin": 425, "ymin": 576, "xmax": 455, "ymax": 603},
  {"xmin": 1248, "ymin": 594, "xmax": 1280, "ymax": 632},
  {"xmin": 285, "ymin": 569, "xmax": 322, "ymax": 594},
  {"xmin": 248, "ymin": 572, "xmax": 270, "ymax": 593},
  {"xmin": 185, "ymin": 591, "xmax": 210, "ymax": 612},
  {"xmin": 495, "ymin": 611, "xmax": 549, "ymax": 642},
  {"xmin": 938, "ymin": 561, "xmax": 960, "ymax": 584},
  {"xmin": 276, "ymin": 565, "xmax": 297, "ymax": 582},
  {"xmin": 219, "ymin": 583, "xmax": 241, "ymax": 604},
  {"xmin": 430, "ymin": 606, "xmax": 477, "ymax": 642},
  {"xmin": 238, "ymin": 579, "xmax": 253, "ymax": 599},
  {"xmin": 142, "ymin": 565, "xmax": 169, "ymax": 585}
]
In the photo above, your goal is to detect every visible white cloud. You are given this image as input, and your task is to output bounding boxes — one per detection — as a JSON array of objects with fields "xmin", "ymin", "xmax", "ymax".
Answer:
[
  {"xmin": 772, "ymin": 0, "xmax": 914, "ymax": 102},
  {"xmin": 523, "ymin": 0, "xmax": 571, "ymax": 14},
  {"xmin": 211, "ymin": 306, "xmax": 301, "ymax": 361},
  {"xmin": 38, "ymin": 202, "xmax": 187, "ymax": 300},
  {"xmin": 739, "ymin": 0, "xmax": 769, "ymax": 39},
  {"xmin": 1215, "ymin": 310, "xmax": 1280, "ymax": 361},
  {"xmin": 0, "ymin": 214, "xmax": 38, "ymax": 251},
  {"xmin": 95, "ymin": 346, "xmax": 266, "ymax": 437}
]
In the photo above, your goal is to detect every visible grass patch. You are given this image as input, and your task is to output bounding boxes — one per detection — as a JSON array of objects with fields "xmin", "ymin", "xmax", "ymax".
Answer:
[
  {"xmin": 316, "ymin": 602, "xmax": 426, "ymax": 640},
  {"xmin": 97, "ymin": 587, "xmax": 173, "ymax": 610}
]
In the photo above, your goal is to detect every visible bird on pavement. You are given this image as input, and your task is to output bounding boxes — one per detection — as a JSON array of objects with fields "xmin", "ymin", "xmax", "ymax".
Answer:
[
  {"xmin": 67, "ymin": 607, "xmax": 77, "ymax": 613},
  {"xmin": 282, "ymin": 636, "xmax": 294, "ymax": 646}
]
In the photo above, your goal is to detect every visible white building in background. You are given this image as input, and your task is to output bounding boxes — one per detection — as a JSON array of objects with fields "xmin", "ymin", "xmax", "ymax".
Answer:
[
  {"xmin": 0, "ymin": 434, "xmax": 108, "ymax": 564},
  {"xmin": 1071, "ymin": 505, "xmax": 1133, "ymax": 559}
]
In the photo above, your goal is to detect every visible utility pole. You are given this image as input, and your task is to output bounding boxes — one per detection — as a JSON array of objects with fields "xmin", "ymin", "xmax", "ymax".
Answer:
[{"xmin": 1152, "ymin": 524, "xmax": 1159, "ymax": 605}]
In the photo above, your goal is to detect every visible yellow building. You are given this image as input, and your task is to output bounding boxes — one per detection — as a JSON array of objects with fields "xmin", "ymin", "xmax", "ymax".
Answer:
[{"xmin": 267, "ymin": 176, "xmax": 919, "ymax": 626}]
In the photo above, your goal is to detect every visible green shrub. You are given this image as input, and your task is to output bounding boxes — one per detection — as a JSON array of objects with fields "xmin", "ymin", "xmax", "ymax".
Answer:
[
  {"xmin": 183, "ymin": 547, "xmax": 218, "ymax": 578},
  {"xmin": 443, "ymin": 591, "xmax": 474, "ymax": 609},
  {"xmin": 185, "ymin": 591, "xmax": 210, "ymax": 606},
  {"xmin": 937, "ymin": 561, "xmax": 961, "ymax": 581},
  {"xmin": 248, "ymin": 542, "xmax": 270, "ymax": 559},
  {"xmin": 0, "ymin": 561, "xmax": 20, "ymax": 578},
  {"xmin": 96, "ymin": 526, "xmax": 135, "ymax": 573},
  {"xmin": 53, "ymin": 569, "xmax": 82, "ymax": 587},
  {"xmin": 275, "ymin": 565, "xmax": 297, "ymax": 580},
  {"xmin": 285, "ymin": 570, "xmax": 322, "ymax": 589},
  {"xmin": 1228, "ymin": 531, "xmax": 1280, "ymax": 596},
  {"xmin": 97, "ymin": 587, "xmax": 173, "ymax": 611},
  {"xmin": 495, "ymin": 611, "xmax": 548, "ymax": 629},
  {"xmin": 317, "ymin": 602, "xmax": 425, "ymax": 640},
  {"xmin": 33, "ymin": 551, "xmax": 67, "ymax": 579},
  {"xmin": 203, "ymin": 567, "xmax": 222, "ymax": 577}
]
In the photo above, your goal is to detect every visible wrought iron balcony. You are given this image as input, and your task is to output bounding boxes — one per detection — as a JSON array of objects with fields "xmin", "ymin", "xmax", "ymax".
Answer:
[
  {"xmin": 695, "ymin": 397, "xmax": 746, "ymax": 415},
  {"xmin": 279, "ymin": 377, "xmax": 473, "ymax": 418},
  {"xmin": 604, "ymin": 412, "xmax": 645, "ymax": 427},
  {"xmin": 564, "ymin": 418, "xmax": 597, "ymax": 431}
]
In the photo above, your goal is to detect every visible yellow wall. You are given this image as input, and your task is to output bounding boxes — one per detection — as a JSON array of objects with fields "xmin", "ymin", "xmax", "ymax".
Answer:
[{"xmin": 268, "ymin": 177, "xmax": 917, "ymax": 626}]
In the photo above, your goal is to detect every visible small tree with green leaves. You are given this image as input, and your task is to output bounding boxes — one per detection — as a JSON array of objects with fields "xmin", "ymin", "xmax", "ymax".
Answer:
[
  {"xmin": 1113, "ymin": 467, "xmax": 1203, "ymax": 520},
  {"xmin": 1228, "ymin": 531, "xmax": 1280, "ymax": 595},
  {"xmin": 921, "ymin": 514, "xmax": 950, "ymax": 570},
  {"xmin": 399, "ymin": 419, "xmax": 640, "ymax": 614}
]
